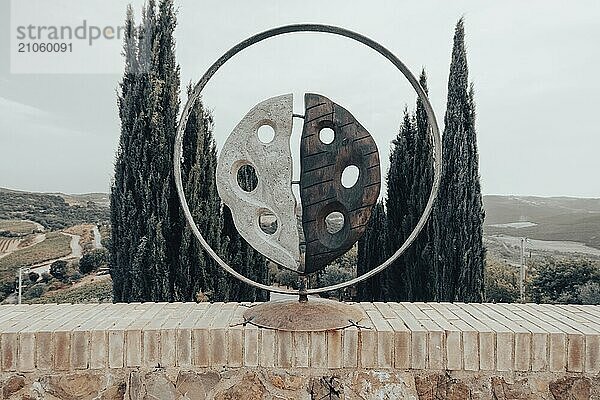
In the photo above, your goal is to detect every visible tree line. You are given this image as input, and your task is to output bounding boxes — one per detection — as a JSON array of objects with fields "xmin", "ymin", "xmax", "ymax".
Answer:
[
  {"xmin": 357, "ymin": 18, "xmax": 485, "ymax": 302},
  {"xmin": 110, "ymin": 0, "xmax": 267, "ymax": 302},
  {"xmin": 486, "ymin": 256, "xmax": 600, "ymax": 305}
]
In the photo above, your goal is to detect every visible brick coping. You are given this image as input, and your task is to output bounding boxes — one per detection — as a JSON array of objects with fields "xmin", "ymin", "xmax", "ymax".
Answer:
[{"xmin": 0, "ymin": 302, "xmax": 598, "ymax": 374}]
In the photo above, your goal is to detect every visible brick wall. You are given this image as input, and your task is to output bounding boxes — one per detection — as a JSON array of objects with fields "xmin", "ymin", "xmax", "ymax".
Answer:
[{"xmin": 1, "ymin": 302, "xmax": 599, "ymax": 399}]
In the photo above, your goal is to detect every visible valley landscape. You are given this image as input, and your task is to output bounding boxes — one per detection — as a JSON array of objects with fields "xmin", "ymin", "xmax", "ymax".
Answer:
[
  {"xmin": 484, "ymin": 195, "xmax": 600, "ymax": 263},
  {"xmin": 0, "ymin": 187, "xmax": 598, "ymax": 304},
  {"xmin": 0, "ymin": 187, "xmax": 111, "ymax": 304}
]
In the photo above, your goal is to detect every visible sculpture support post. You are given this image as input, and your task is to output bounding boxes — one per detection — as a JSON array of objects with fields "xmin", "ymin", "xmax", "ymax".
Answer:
[{"xmin": 298, "ymin": 276, "xmax": 308, "ymax": 303}]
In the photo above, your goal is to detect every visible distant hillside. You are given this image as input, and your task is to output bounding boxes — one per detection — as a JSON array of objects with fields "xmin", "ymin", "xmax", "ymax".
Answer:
[
  {"xmin": 51, "ymin": 192, "xmax": 110, "ymax": 207},
  {"xmin": 0, "ymin": 187, "xmax": 109, "ymax": 230},
  {"xmin": 483, "ymin": 195, "xmax": 600, "ymax": 250},
  {"xmin": 2, "ymin": 189, "xmax": 598, "ymax": 250}
]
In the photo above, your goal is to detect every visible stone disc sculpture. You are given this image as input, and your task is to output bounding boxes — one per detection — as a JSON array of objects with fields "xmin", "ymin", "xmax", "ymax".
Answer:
[
  {"xmin": 216, "ymin": 93, "xmax": 381, "ymax": 275},
  {"xmin": 174, "ymin": 24, "xmax": 442, "ymax": 331}
]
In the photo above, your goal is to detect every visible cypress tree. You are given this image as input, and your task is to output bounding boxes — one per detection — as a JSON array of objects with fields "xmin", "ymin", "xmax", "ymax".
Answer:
[
  {"xmin": 356, "ymin": 109, "xmax": 420, "ymax": 301},
  {"xmin": 174, "ymin": 87, "xmax": 223, "ymax": 301},
  {"xmin": 111, "ymin": 0, "xmax": 181, "ymax": 302},
  {"xmin": 111, "ymin": 0, "xmax": 272, "ymax": 302},
  {"xmin": 357, "ymin": 201, "xmax": 387, "ymax": 301},
  {"xmin": 154, "ymin": 0, "xmax": 182, "ymax": 300},
  {"xmin": 111, "ymin": 3, "xmax": 160, "ymax": 301},
  {"xmin": 357, "ymin": 71, "xmax": 435, "ymax": 302},
  {"xmin": 110, "ymin": 5, "xmax": 137, "ymax": 301},
  {"xmin": 433, "ymin": 18, "xmax": 485, "ymax": 302},
  {"xmin": 408, "ymin": 70, "xmax": 435, "ymax": 301},
  {"xmin": 384, "ymin": 108, "xmax": 417, "ymax": 301}
]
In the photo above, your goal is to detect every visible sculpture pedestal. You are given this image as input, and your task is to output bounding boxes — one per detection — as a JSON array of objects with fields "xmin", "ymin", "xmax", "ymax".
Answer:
[{"xmin": 243, "ymin": 298, "xmax": 366, "ymax": 331}]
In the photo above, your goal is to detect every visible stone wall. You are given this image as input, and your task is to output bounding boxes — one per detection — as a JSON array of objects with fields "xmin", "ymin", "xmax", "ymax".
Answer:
[
  {"xmin": 1, "ymin": 302, "xmax": 599, "ymax": 399},
  {"xmin": 2, "ymin": 368, "xmax": 599, "ymax": 399}
]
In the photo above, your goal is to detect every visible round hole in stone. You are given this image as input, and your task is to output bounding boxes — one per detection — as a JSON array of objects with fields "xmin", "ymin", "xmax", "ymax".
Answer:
[
  {"xmin": 325, "ymin": 211, "xmax": 344, "ymax": 234},
  {"xmin": 237, "ymin": 164, "xmax": 258, "ymax": 192},
  {"xmin": 319, "ymin": 127, "xmax": 335, "ymax": 144},
  {"xmin": 341, "ymin": 165, "xmax": 360, "ymax": 188},
  {"xmin": 257, "ymin": 124, "xmax": 275, "ymax": 144},
  {"xmin": 259, "ymin": 210, "xmax": 278, "ymax": 235}
]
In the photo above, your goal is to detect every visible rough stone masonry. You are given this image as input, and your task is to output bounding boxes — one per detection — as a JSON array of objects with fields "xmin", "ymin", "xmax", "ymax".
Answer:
[{"xmin": 1, "ymin": 302, "xmax": 599, "ymax": 399}]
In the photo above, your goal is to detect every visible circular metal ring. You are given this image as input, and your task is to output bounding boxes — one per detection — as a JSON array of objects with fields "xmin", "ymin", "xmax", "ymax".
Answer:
[{"xmin": 174, "ymin": 24, "xmax": 441, "ymax": 295}]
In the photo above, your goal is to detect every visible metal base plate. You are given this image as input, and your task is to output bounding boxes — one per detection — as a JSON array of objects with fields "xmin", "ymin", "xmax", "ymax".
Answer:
[{"xmin": 243, "ymin": 299, "xmax": 366, "ymax": 331}]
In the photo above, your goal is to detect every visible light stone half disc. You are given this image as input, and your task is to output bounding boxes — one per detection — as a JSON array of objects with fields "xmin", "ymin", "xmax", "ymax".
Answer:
[
  {"xmin": 243, "ymin": 299, "xmax": 367, "ymax": 331},
  {"xmin": 216, "ymin": 94, "xmax": 300, "ymax": 272}
]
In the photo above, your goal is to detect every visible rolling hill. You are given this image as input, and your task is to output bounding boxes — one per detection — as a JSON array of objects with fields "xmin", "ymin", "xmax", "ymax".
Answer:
[
  {"xmin": 0, "ymin": 187, "xmax": 109, "ymax": 230},
  {"xmin": 2, "ymin": 188, "xmax": 598, "ymax": 251},
  {"xmin": 483, "ymin": 195, "xmax": 600, "ymax": 251}
]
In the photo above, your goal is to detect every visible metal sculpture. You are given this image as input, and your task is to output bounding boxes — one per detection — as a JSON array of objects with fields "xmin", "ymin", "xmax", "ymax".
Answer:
[
  {"xmin": 216, "ymin": 92, "xmax": 381, "ymax": 276},
  {"xmin": 300, "ymin": 93, "xmax": 381, "ymax": 273},
  {"xmin": 174, "ymin": 24, "xmax": 442, "ymax": 331}
]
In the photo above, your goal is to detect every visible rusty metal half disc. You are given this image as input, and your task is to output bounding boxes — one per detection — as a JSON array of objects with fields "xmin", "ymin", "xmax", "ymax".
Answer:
[{"xmin": 243, "ymin": 299, "xmax": 366, "ymax": 331}]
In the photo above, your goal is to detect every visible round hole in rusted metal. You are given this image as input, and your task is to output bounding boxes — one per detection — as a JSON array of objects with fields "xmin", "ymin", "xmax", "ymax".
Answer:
[
  {"xmin": 319, "ymin": 127, "xmax": 335, "ymax": 144},
  {"xmin": 341, "ymin": 165, "xmax": 359, "ymax": 188},
  {"xmin": 325, "ymin": 211, "xmax": 344, "ymax": 234}
]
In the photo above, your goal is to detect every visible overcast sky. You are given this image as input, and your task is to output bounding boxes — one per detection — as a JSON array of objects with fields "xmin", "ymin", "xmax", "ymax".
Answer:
[{"xmin": 1, "ymin": 0, "xmax": 599, "ymax": 197}]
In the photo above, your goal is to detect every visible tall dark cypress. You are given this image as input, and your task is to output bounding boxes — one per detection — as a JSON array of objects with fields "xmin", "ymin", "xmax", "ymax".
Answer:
[
  {"xmin": 433, "ymin": 18, "xmax": 485, "ymax": 301},
  {"xmin": 154, "ymin": 0, "xmax": 182, "ymax": 300},
  {"xmin": 384, "ymin": 109, "xmax": 417, "ymax": 300},
  {"xmin": 110, "ymin": 5, "xmax": 137, "ymax": 301},
  {"xmin": 357, "ymin": 201, "xmax": 387, "ymax": 301},
  {"xmin": 408, "ymin": 70, "xmax": 435, "ymax": 301},
  {"xmin": 356, "ymin": 72, "xmax": 436, "ymax": 302},
  {"xmin": 111, "ymin": 0, "xmax": 181, "ymax": 302},
  {"xmin": 175, "ymin": 87, "xmax": 223, "ymax": 301},
  {"xmin": 110, "ymin": 1, "xmax": 278, "ymax": 302}
]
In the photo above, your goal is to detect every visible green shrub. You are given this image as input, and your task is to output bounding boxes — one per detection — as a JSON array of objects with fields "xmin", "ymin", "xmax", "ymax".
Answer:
[
  {"xmin": 40, "ymin": 272, "xmax": 52, "ymax": 283},
  {"xmin": 69, "ymin": 271, "xmax": 84, "ymax": 283},
  {"xmin": 32, "ymin": 279, "xmax": 113, "ymax": 304},
  {"xmin": 28, "ymin": 271, "xmax": 39, "ymax": 283},
  {"xmin": 577, "ymin": 281, "xmax": 600, "ymax": 305},
  {"xmin": 49, "ymin": 260, "xmax": 68, "ymax": 280},
  {"xmin": 0, "ymin": 280, "xmax": 14, "ymax": 300},
  {"xmin": 47, "ymin": 280, "xmax": 68, "ymax": 292},
  {"xmin": 527, "ymin": 257, "xmax": 600, "ymax": 304},
  {"xmin": 320, "ymin": 264, "xmax": 353, "ymax": 300},
  {"xmin": 484, "ymin": 259, "xmax": 520, "ymax": 303},
  {"xmin": 79, "ymin": 248, "xmax": 108, "ymax": 274},
  {"xmin": 274, "ymin": 268, "xmax": 298, "ymax": 289},
  {"xmin": 24, "ymin": 283, "xmax": 47, "ymax": 300}
]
